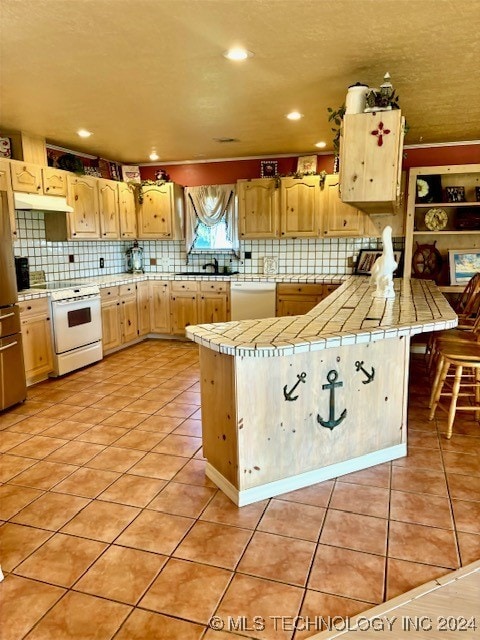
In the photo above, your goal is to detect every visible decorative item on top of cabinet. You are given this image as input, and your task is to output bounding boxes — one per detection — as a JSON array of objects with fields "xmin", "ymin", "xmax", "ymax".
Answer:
[
  {"xmin": 136, "ymin": 182, "xmax": 184, "ymax": 240},
  {"xmin": 18, "ymin": 297, "xmax": 53, "ymax": 385},
  {"xmin": 238, "ymin": 178, "xmax": 279, "ymax": 239},
  {"xmin": 339, "ymin": 109, "xmax": 405, "ymax": 214},
  {"xmin": 404, "ymin": 164, "xmax": 480, "ymax": 286},
  {"xmin": 97, "ymin": 178, "xmax": 120, "ymax": 239}
]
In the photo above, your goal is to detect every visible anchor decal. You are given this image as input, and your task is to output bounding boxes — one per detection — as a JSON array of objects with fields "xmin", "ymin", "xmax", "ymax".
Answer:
[
  {"xmin": 283, "ymin": 372, "xmax": 307, "ymax": 401},
  {"xmin": 355, "ymin": 360, "xmax": 375, "ymax": 384},
  {"xmin": 317, "ymin": 369, "xmax": 347, "ymax": 430}
]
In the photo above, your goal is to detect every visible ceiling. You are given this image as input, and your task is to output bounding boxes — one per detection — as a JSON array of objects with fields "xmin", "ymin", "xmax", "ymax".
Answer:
[{"xmin": 1, "ymin": 0, "xmax": 480, "ymax": 165}]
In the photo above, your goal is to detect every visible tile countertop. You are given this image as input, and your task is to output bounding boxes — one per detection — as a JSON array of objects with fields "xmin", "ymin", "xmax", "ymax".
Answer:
[
  {"xmin": 17, "ymin": 272, "xmax": 347, "ymax": 301},
  {"xmin": 186, "ymin": 276, "xmax": 458, "ymax": 357}
]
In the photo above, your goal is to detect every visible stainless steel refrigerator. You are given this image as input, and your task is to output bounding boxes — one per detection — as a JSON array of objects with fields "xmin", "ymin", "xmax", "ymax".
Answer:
[{"xmin": 0, "ymin": 191, "xmax": 27, "ymax": 410}]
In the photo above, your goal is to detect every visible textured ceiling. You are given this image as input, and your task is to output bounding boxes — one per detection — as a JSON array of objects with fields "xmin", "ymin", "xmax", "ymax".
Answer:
[{"xmin": 1, "ymin": 0, "xmax": 480, "ymax": 164}]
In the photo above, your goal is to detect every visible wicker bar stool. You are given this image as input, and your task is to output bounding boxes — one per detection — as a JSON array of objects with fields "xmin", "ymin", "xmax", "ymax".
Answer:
[{"xmin": 429, "ymin": 342, "xmax": 480, "ymax": 439}]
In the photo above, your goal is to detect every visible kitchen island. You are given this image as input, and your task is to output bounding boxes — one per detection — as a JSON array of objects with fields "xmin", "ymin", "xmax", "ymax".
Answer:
[{"xmin": 186, "ymin": 277, "xmax": 457, "ymax": 506}]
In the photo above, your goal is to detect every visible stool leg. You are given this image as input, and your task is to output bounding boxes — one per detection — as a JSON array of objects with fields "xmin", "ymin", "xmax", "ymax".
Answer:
[
  {"xmin": 429, "ymin": 357, "xmax": 449, "ymax": 421},
  {"xmin": 447, "ymin": 365, "xmax": 463, "ymax": 439}
]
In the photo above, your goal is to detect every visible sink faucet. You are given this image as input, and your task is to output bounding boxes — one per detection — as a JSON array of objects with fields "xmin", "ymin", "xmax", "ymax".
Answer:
[{"xmin": 202, "ymin": 258, "xmax": 219, "ymax": 274}]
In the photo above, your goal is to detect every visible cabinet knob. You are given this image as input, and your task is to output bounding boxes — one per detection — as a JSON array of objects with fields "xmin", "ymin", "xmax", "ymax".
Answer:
[
  {"xmin": 75, "ymin": 195, "xmax": 79, "ymax": 201},
  {"xmin": 36, "ymin": 185, "xmax": 41, "ymax": 190},
  {"xmin": 45, "ymin": 187, "xmax": 50, "ymax": 191}
]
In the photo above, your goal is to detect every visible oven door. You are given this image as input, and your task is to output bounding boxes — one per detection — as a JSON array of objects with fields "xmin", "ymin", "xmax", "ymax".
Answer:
[{"xmin": 51, "ymin": 296, "xmax": 102, "ymax": 354}]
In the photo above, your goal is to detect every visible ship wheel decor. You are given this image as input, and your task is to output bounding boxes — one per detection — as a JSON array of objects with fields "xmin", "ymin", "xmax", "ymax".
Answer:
[{"xmin": 411, "ymin": 241, "xmax": 443, "ymax": 282}]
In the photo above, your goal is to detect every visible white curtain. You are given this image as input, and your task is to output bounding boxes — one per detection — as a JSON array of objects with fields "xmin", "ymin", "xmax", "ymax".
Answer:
[{"xmin": 185, "ymin": 184, "xmax": 238, "ymax": 256}]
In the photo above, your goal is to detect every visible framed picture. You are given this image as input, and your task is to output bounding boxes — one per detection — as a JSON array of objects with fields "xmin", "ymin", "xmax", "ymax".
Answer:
[
  {"xmin": 416, "ymin": 174, "xmax": 442, "ymax": 203},
  {"xmin": 445, "ymin": 186, "xmax": 466, "ymax": 203},
  {"xmin": 296, "ymin": 155, "xmax": 317, "ymax": 175},
  {"xmin": 260, "ymin": 160, "xmax": 278, "ymax": 178},
  {"xmin": 449, "ymin": 249, "xmax": 480, "ymax": 285},
  {"xmin": 355, "ymin": 249, "xmax": 403, "ymax": 276}
]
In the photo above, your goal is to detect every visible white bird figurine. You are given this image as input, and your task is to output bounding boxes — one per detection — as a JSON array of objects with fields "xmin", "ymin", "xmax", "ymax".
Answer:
[{"xmin": 370, "ymin": 225, "xmax": 397, "ymax": 299}]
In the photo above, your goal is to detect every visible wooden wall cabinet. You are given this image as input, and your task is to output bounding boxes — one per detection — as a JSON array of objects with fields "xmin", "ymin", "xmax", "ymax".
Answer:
[
  {"xmin": 322, "ymin": 175, "xmax": 364, "ymax": 237},
  {"xmin": 137, "ymin": 182, "xmax": 184, "ymax": 240},
  {"xmin": 9, "ymin": 160, "xmax": 68, "ymax": 197},
  {"xmin": 0, "ymin": 159, "xmax": 16, "ymax": 238},
  {"xmin": 18, "ymin": 297, "xmax": 53, "ymax": 385},
  {"xmin": 238, "ymin": 178, "xmax": 279, "ymax": 238},
  {"xmin": 279, "ymin": 176, "xmax": 322, "ymax": 237},
  {"xmin": 118, "ymin": 181, "xmax": 137, "ymax": 239},
  {"xmin": 404, "ymin": 164, "xmax": 480, "ymax": 286},
  {"xmin": 98, "ymin": 178, "xmax": 120, "ymax": 239},
  {"xmin": 340, "ymin": 110, "xmax": 405, "ymax": 214},
  {"xmin": 67, "ymin": 174, "xmax": 101, "ymax": 239}
]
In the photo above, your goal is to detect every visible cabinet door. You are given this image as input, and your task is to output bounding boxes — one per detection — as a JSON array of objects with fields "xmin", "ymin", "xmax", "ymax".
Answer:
[
  {"xmin": 101, "ymin": 299, "xmax": 122, "ymax": 353},
  {"xmin": 0, "ymin": 335, "xmax": 26, "ymax": 405},
  {"xmin": 280, "ymin": 177, "xmax": 321, "ymax": 237},
  {"xmin": 137, "ymin": 184, "xmax": 173, "ymax": 238},
  {"xmin": 0, "ymin": 159, "xmax": 17, "ymax": 238},
  {"xmin": 238, "ymin": 178, "xmax": 279, "ymax": 238},
  {"xmin": 276, "ymin": 295, "xmax": 322, "ymax": 317},
  {"xmin": 68, "ymin": 175, "xmax": 100, "ymax": 239},
  {"xmin": 198, "ymin": 293, "xmax": 228, "ymax": 324},
  {"xmin": 42, "ymin": 167, "xmax": 68, "ymax": 196},
  {"xmin": 118, "ymin": 182, "xmax": 137, "ymax": 239},
  {"xmin": 21, "ymin": 315, "xmax": 53, "ymax": 383},
  {"xmin": 170, "ymin": 293, "xmax": 198, "ymax": 336},
  {"xmin": 323, "ymin": 176, "xmax": 364, "ymax": 237},
  {"xmin": 121, "ymin": 295, "xmax": 138, "ymax": 343},
  {"xmin": 150, "ymin": 282, "xmax": 171, "ymax": 333},
  {"xmin": 136, "ymin": 281, "xmax": 151, "ymax": 336},
  {"xmin": 10, "ymin": 161, "xmax": 42, "ymax": 194},
  {"xmin": 98, "ymin": 179, "xmax": 120, "ymax": 239}
]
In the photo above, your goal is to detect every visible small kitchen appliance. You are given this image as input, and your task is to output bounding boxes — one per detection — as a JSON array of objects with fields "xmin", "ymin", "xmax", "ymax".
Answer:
[
  {"xmin": 125, "ymin": 240, "xmax": 144, "ymax": 274},
  {"xmin": 14, "ymin": 257, "xmax": 30, "ymax": 291}
]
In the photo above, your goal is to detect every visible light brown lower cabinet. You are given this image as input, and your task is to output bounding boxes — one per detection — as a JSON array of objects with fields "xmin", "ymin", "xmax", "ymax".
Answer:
[
  {"xmin": 136, "ymin": 281, "xmax": 151, "ymax": 337},
  {"xmin": 150, "ymin": 281, "xmax": 171, "ymax": 334},
  {"xmin": 276, "ymin": 283, "xmax": 338, "ymax": 317},
  {"xmin": 19, "ymin": 297, "xmax": 53, "ymax": 384},
  {"xmin": 170, "ymin": 281, "xmax": 230, "ymax": 336},
  {"xmin": 100, "ymin": 284, "xmax": 139, "ymax": 354}
]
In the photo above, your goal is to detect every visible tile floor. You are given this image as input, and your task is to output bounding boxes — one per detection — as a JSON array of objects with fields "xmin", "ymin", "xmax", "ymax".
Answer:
[{"xmin": 0, "ymin": 340, "xmax": 479, "ymax": 640}]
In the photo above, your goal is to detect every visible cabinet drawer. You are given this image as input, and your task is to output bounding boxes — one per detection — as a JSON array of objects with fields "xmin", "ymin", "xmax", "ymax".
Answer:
[
  {"xmin": 119, "ymin": 283, "xmax": 137, "ymax": 296},
  {"xmin": 277, "ymin": 283, "xmax": 324, "ymax": 296},
  {"xmin": 200, "ymin": 281, "xmax": 229, "ymax": 294},
  {"xmin": 100, "ymin": 286, "xmax": 119, "ymax": 301},
  {"xmin": 18, "ymin": 297, "xmax": 49, "ymax": 318},
  {"xmin": 171, "ymin": 280, "xmax": 199, "ymax": 293}
]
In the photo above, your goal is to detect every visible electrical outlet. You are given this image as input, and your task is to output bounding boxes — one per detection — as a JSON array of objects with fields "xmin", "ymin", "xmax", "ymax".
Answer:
[
  {"xmin": 68, "ymin": 254, "xmax": 75, "ymax": 263},
  {"xmin": 347, "ymin": 256, "xmax": 354, "ymax": 267},
  {"xmin": 99, "ymin": 257, "xmax": 105, "ymax": 268}
]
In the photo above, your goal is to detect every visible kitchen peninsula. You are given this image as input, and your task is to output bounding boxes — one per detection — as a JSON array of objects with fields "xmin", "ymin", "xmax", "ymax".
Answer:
[{"xmin": 186, "ymin": 277, "xmax": 457, "ymax": 506}]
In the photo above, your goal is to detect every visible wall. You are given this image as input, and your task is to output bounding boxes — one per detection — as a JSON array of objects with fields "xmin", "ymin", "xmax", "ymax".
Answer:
[{"xmin": 14, "ymin": 210, "xmax": 389, "ymax": 280}]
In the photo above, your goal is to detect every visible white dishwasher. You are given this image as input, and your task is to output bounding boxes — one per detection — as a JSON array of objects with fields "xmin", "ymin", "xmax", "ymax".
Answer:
[{"xmin": 230, "ymin": 282, "xmax": 276, "ymax": 321}]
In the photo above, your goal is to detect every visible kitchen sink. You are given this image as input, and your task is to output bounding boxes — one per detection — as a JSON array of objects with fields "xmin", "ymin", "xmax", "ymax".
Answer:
[{"xmin": 175, "ymin": 271, "xmax": 239, "ymax": 277}]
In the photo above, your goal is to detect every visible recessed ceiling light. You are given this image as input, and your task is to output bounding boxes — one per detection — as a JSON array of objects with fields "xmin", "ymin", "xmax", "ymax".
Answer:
[
  {"xmin": 223, "ymin": 47, "xmax": 253, "ymax": 61},
  {"xmin": 77, "ymin": 129, "xmax": 92, "ymax": 138},
  {"xmin": 286, "ymin": 111, "xmax": 303, "ymax": 121},
  {"xmin": 315, "ymin": 141, "xmax": 327, "ymax": 148},
  {"xmin": 149, "ymin": 151, "xmax": 159, "ymax": 161}
]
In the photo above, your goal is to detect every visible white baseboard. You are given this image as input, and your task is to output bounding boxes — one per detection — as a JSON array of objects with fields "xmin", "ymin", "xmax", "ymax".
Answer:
[{"xmin": 206, "ymin": 443, "xmax": 407, "ymax": 506}]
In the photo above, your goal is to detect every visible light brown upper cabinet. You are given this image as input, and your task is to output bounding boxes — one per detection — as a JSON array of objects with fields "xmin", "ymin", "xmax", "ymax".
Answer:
[
  {"xmin": 9, "ymin": 160, "xmax": 68, "ymax": 196},
  {"xmin": 98, "ymin": 178, "xmax": 120, "ymax": 239},
  {"xmin": 339, "ymin": 110, "xmax": 405, "ymax": 214},
  {"xmin": 68, "ymin": 174, "xmax": 101, "ymax": 239},
  {"xmin": 238, "ymin": 178, "xmax": 279, "ymax": 239},
  {"xmin": 322, "ymin": 175, "xmax": 364, "ymax": 237},
  {"xmin": 0, "ymin": 159, "xmax": 17, "ymax": 238},
  {"xmin": 136, "ymin": 182, "xmax": 184, "ymax": 240},
  {"xmin": 279, "ymin": 176, "xmax": 322, "ymax": 237},
  {"xmin": 118, "ymin": 181, "xmax": 137, "ymax": 239}
]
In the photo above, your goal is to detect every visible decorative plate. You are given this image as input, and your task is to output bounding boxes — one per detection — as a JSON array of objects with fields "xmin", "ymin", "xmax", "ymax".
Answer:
[{"xmin": 425, "ymin": 207, "xmax": 448, "ymax": 231}]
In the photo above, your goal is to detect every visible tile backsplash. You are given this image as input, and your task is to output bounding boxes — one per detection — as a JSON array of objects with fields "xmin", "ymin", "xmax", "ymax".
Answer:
[{"xmin": 14, "ymin": 210, "xmax": 402, "ymax": 281}]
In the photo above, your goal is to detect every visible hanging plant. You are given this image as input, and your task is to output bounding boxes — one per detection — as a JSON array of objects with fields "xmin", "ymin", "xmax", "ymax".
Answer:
[
  {"xmin": 327, "ymin": 104, "xmax": 346, "ymax": 157},
  {"xmin": 135, "ymin": 175, "xmax": 171, "ymax": 205}
]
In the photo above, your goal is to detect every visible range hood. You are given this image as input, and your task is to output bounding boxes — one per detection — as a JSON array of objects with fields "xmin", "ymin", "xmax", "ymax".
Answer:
[{"xmin": 14, "ymin": 191, "xmax": 73, "ymax": 213}]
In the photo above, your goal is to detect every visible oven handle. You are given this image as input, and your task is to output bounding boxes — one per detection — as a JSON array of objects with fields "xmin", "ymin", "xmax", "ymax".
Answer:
[
  {"xmin": 52, "ymin": 296, "xmax": 100, "ymax": 306},
  {"xmin": 0, "ymin": 340, "xmax": 17, "ymax": 352}
]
